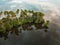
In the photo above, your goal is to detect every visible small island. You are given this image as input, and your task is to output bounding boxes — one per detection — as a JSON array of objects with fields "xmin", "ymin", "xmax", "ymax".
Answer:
[{"xmin": 0, "ymin": 9, "xmax": 49, "ymax": 40}]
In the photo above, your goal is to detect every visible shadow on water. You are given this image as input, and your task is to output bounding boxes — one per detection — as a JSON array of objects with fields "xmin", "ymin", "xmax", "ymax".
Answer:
[{"xmin": 0, "ymin": 23, "xmax": 60, "ymax": 45}]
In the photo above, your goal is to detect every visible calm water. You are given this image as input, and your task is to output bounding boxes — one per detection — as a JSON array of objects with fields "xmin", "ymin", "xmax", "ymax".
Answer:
[{"xmin": 0, "ymin": 22, "xmax": 60, "ymax": 45}]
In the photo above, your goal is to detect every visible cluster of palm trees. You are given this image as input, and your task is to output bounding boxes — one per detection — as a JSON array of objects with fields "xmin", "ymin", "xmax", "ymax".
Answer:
[{"xmin": 0, "ymin": 9, "xmax": 49, "ymax": 40}]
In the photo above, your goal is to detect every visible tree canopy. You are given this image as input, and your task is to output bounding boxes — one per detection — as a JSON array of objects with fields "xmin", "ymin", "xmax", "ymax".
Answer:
[{"xmin": 0, "ymin": 9, "xmax": 50, "ymax": 40}]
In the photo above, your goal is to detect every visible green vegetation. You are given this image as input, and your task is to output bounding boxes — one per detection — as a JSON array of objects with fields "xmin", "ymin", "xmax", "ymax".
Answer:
[{"xmin": 0, "ymin": 9, "xmax": 50, "ymax": 40}]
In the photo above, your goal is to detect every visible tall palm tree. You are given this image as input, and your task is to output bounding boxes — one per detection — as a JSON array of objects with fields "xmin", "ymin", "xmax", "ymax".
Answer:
[
  {"xmin": 4, "ymin": 11, "xmax": 10, "ymax": 19},
  {"xmin": 9, "ymin": 11, "xmax": 16, "ymax": 19},
  {"xmin": 4, "ymin": 11, "xmax": 9, "ymax": 15},
  {"xmin": 16, "ymin": 9, "xmax": 20, "ymax": 18},
  {"xmin": 0, "ymin": 19, "xmax": 6, "ymax": 33},
  {"xmin": 43, "ymin": 20, "xmax": 49, "ymax": 29},
  {"xmin": 32, "ymin": 12, "xmax": 37, "ymax": 22},
  {"xmin": 35, "ymin": 12, "xmax": 44, "ymax": 23},
  {"xmin": 16, "ymin": 9, "xmax": 19, "ymax": 14},
  {"xmin": 20, "ymin": 10, "xmax": 27, "ymax": 17},
  {"xmin": 0, "ymin": 11, "xmax": 3, "ymax": 17},
  {"xmin": 24, "ymin": 9, "xmax": 27, "ymax": 13},
  {"xmin": 38, "ymin": 12, "xmax": 44, "ymax": 23},
  {"xmin": 39, "ymin": 12, "xmax": 44, "ymax": 18}
]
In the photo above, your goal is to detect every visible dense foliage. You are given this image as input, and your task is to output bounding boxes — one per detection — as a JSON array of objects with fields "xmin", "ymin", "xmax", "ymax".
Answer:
[{"xmin": 0, "ymin": 9, "xmax": 49, "ymax": 40}]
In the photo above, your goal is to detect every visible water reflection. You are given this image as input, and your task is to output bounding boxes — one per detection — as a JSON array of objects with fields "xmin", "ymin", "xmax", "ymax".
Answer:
[{"xmin": 0, "ymin": 22, "xmax": 60, "ymax": 45}]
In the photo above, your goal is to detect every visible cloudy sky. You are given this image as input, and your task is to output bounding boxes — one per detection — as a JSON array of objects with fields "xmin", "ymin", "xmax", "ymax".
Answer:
[
  {"xmin": 0, "ymin": 0, "xmax": 60, "ymax": 25},
  {"xmin": 0, "ymin": 0, "xmax": 60, "ymax": 11}
]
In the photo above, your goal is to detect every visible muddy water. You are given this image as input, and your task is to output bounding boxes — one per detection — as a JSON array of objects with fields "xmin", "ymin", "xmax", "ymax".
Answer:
[{"xmin": 0, "ymin": 22, "xmax": 60, "ymax": 45}]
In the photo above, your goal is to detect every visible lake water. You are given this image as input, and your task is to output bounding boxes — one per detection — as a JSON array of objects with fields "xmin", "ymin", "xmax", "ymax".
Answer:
[{"xmin": 0, "ymin": 22, "xmax": 60, "ymax": 45}]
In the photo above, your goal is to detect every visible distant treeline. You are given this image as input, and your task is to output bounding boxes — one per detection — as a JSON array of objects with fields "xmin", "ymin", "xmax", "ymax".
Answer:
[{"xmin": 0, "ymin": 9, "xmax": 49, "ymax": 40}]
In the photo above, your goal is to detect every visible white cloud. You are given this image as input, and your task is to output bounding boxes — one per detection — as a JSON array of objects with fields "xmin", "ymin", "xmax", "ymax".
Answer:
[
  {"xmin": 8, "ymin": 0, "xmax": 23, "ymax": 4},
  {"xmin": 10, "ymin": 5, "xmax": 17, "ymax": 9},
  {"xmin": 38, "ymin": 2, "xmax": 60, "ymax": 26}
]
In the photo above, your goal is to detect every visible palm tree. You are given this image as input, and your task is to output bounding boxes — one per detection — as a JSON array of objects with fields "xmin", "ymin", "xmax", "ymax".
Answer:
[
  {"xmin": 39, "ymin": 12, "xmax": 44, "ymax": 18},
  {"xmin": 0, "ymin": 11, "xmax": 3, "ymax": 17},
  {"xmin": 24, "ymin": 9, "xmax": 27, "ymax": 12},
  {"xmin": 9, "ymin": 11, "xmax": 16, "ymax": 19},
  {"xmin": 0, "ymin": 20, "xmax": 9, "ymax": 40},
  {"xmin": 16, "ymin": 9, "xmax": 19, "ymax": 14},
  {"xmin": 43, "ymin": 20, "xmax": 49, "ymax": 32},
  {"xmin": 32, "ymin": 12, "xmax": 37, "ymax": 23},
  {"xmin": 43, "ymin": 20, "xmax": 49, "ymax": 29},
  {"xmin": 32, "ymin": 12, "xmax": 45, "ymax": 29},
  {"xmin": 0, "ymin": 20, "xmax": 6, "ymax": 34},
  {"xmin": 35, "ymin": 12, "xmax": 44, "ymax": 23},
  {"xmin": 4, "ymin": 11, "xmax": 10, "ymax": 19},
  {"xmin": 20, "ymin": 10, "xmax": 27, "ymax": 17},
  {"xmin": 4, "ymin": 11, "xmax": 9, "ymax": 15},
  {"xmin": 20, "ymin": 10, "xmax": 28, "ymax": 25}
]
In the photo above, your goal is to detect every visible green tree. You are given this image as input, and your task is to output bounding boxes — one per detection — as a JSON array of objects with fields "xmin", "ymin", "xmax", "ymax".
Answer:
[
  {"xmin": 0, "ymin": 11, "xmax": 3, "ymax": 16},
  {"xmin": 4, "ymin": 11, "xmax": 9, "ymax": 15},
  {"xmin": 35, "ymin": 12, "xmax": 44, "ymax": 23},
  {"xmin": 20, "ymin": 10, "xmax": 27, "ymax": 17},
  {"xmin": 4, "ymin": 11, "xmax": 10, "ymax": 19},
  {"xmin": 9, "ymin": 11, "xmax": 16, "ymax": 18},
  {"xmin": 16, "ymin": 9, "xmax": 19, "ymax": 14},
  {"xmin": 0, "ymin": 9, "xmax": 50, "ymax": 40}
]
